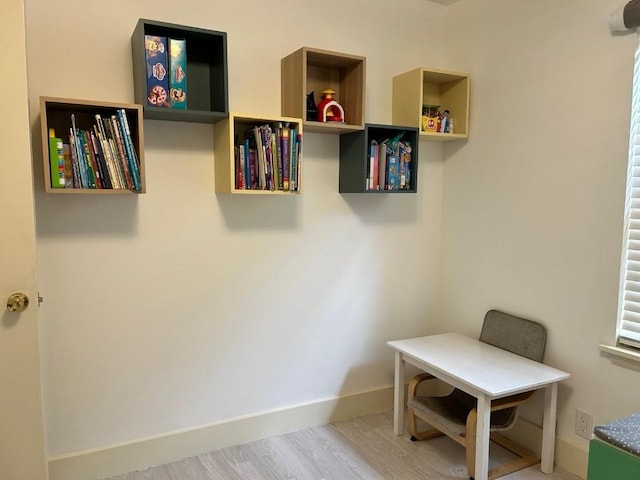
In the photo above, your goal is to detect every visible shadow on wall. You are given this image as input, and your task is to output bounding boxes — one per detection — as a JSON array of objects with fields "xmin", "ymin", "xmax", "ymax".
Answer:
[{"xmin": 215, "ymin": 195, "xmax": 299, "ymax": 231}]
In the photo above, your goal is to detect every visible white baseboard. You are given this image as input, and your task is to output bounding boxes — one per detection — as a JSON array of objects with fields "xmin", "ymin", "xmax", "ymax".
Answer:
[
  {"xmin": 507, "ymin": 417, "xmax": 589, "ymax": 479},
  {"xmin": 48, "ymin": 387, "xmax": 589, "ymax": 480},
  {"xmin": 47, "ymin": 387, "xmax": 394, "ymax": 480}
]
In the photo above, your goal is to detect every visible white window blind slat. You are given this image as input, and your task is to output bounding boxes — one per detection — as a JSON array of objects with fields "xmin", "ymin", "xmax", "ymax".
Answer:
[{"xmin": 617, "ymin": 34, "xmax": 640, "ymax": 347}]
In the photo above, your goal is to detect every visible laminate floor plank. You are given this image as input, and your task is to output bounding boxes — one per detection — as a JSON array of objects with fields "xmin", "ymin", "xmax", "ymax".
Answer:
[{"xmin": 104, "ymin": 411, "xmax": 582, "ymax": 480}]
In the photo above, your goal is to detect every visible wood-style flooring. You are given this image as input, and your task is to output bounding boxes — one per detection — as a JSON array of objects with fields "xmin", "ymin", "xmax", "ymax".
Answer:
[{"xmin": 105, "ymin": 411, "xmax": 582, "ymax": 480}]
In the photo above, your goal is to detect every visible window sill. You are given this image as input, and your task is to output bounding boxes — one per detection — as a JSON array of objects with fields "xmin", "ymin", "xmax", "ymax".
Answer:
[{"xmin": 599, "ymin": 344, "xmax": 640, "ymax": 371}]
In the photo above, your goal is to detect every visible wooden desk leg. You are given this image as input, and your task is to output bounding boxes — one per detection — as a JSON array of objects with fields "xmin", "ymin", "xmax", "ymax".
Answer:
[
  {"xmin": 393, "ymin": 352, "xmax": 405, "ymax": 435},
  {"xmin": 541, "ymin": 382, "xmax": 558, "ymax": 474},
  {"xmin": 475, "ymin": 394, "xmax": 490, "ymax": 480}
]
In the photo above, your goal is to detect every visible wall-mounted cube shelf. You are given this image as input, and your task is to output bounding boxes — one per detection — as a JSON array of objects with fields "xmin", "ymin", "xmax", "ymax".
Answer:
[
  {"xmin": 132, "ymin": 18, "xmax": 228, "ymax": 124},
  {"xmin": 40, "ymin": 97, "xmax": 145, "ymax": 194},
  {"xmin": 281, "ymin": 47, "xmax": 365, "ymax": 135},
  {"xmin": 213, "ymin": 113, "xmax": 303, "ymax": 194},
  {"xmin": 392, "ymin": 67, "xmax": 469, "ymax": 141},
  {"xmin": 339, "ymin": 124, "xmax": 419, "ymax": 193}
]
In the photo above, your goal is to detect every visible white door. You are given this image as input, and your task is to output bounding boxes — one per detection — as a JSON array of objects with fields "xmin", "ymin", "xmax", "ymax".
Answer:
[{"xmin": 0, "ymin": 0, "xmax": 48, "ymax": 478}]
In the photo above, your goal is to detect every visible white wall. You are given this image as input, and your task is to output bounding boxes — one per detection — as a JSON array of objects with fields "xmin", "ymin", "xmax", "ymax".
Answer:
[
  {"xmin": 26, "ymin": 0, "xmax": 447, "ymax": 455},
  {"xmin": 440, "ymin": 0, "xmax": 638, "ymax": 455}
]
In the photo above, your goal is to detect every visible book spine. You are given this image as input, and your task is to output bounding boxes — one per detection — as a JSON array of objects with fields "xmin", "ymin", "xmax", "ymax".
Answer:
[
  {"xmin": 238, "ymin": 144, "xmax": 245, "ymax": 189},
  {"xmin": 168, "ymin": 38, "xmax": 187, "ymax": 109},
  {"xmin": 386, "ymin": 153, "xmax": 399, "ymax": 190},
  {"xmin": 249, "ymin": 148, "xmax": 257, "ymax": 189},
  {"xmin": 94, "ymin": 124, "xmax": 118, "ymax": 189},
  {"xmin": 281, "ymin": 127, "xmax": 290, "ymax": 191},
  {"xmin": 70, "ymin": 115, "xmax": 88, "ymax": 188},
  {"xmin": 48, "ymin": 134, "xmax": 65, "ymax": 188},
  {"xmin": 289, "ymin": 130, "xmax": 296, "ymax": 192},
  {"xmin": 145, "ymin": 35, "xmax": 170, "ymax": 108},
  {"xmin": 116, "ymin": 109, "xmax": 141, "ymax": 190},
  {"xmin": 295, "ymin": 132, "xmax": 302, "ymax": 191},
  {"xmin": 90, "ymin": 129, "xmax": 112, "ymax": 189},
  {"xmin": 62, "ymin": 143, "xmax": 73, "ymax": 188},
  {"xmin": 243, "ymin": 138, "xmax": 251, "ymax": 189},
  {"xmin": 253, "ymin": 126, "xmax": 266, "ymax": 189},
  {"xmin": 378, "ymin": 143, "xmax": 387, "ymax": 190},
  {"xmin": 96, "ymin": 116, "xmax": 124, "ymax": 189},
  {"xmin": 271, "ymin": 131, "xmax": 280, "ymax": 191},
  {"xmin": 367, "ymin": 141, "xmax": 376, "ymax": 191},
  {"xmin": 110, "ymin": 116, "xmax": 134, "ymax": 189},
  {"xmin": 80, "ymin": 130, "xmax": 99, "ymax": 188},
  {"xmin": 68, "ymin": 129, "xmax": 81, "ymax": 188}
]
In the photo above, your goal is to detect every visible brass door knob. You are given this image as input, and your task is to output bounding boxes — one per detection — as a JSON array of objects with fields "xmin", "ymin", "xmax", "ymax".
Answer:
[{"xmin": 7, "ymin": 293, "xmax": 29, "ymax": 312}]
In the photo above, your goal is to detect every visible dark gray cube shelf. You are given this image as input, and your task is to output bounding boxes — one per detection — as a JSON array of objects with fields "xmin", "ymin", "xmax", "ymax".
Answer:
[
  {"xmin": 132, "ymin": 18, "xmax": 228, "ymax": 123},
  {"xmin": 339, "ymin": 123, "xmax": 419, "ymax": 193}
]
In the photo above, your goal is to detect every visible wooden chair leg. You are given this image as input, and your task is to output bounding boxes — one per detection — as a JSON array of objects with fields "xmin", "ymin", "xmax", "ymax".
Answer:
[
  {"xmin": 466, "ymin": 408, "xmax": 477, "ymax": 479},
  {"xmin": 408, "ymin": 407, "xmax": 446, "ymax": 441},
  {"xmin": 408, "ymin": 406, "xmax": 418, "ymax": 437}
]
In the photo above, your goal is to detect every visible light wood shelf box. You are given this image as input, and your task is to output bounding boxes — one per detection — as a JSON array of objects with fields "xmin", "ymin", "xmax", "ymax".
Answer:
[
  {"xmin": 213, "ymin": 113, "xmax": 303, "ymax": 194},
  {"xmin": 40, "ymin": 97, "xmax": 145, "ymax": 194},
  {"xmin": 131, "ymin": 18, "xmax": 228, "ymax": 124},
  {"xmin": 392, "ymin": 67, "xmax": 469, "ymax": 141},
  {"xmin": 281, "ymin": 47, "xmax": 365, "ymax": 135}
]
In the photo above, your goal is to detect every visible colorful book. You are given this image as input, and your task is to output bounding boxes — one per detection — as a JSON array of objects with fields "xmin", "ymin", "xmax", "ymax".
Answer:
[
  {"xmin": 80, "ymin": 130, "xmax": 98, "ymax": 188},
  {"xmin": 243, "ymin": 138, "xmax": 251, "ymax": 188},
  {"xmin": 116, "ymin": 109, "xmax": 141, "ymax": 190},
  {"xmin": 70, "ymin": 115, "xmax": 88, "ymax": 188},
  {"xmin": 368, "ymin": 140, "xmax": 377, "ymax": 190},
  {"xmin": 289, "ymin": 128, "xmax": 296, "ymax": 191},
  {"xmin": 399, "ymin": 140, "xmax": 412, "ymax": 189},
  {"xmin": 280, "ymin": 126, "xmax": 290, "ymax": 191},
  {"xmin": 48, "ymin": 129, "xmax": 65, "ymax": 188},
  {"xmin": 386, "ymin": 153, "xmax": 399, "ymax": 190},
  {"xmin": 89, "ymin": 130, "xmax": 112, "ymax": 189},
  {"xmin": 62, "ymin": 143, "xmax": 73, "ymax": 188},
  {"xmin": 144, "ymin": 35, "xmax": 170, "ymax": 108},
  {"xmin": 168, "ymin": 38, "xmax": 187, "ymax": 109},
  {"xmin": 378, "ymin": 141, "xmax": 387, "ymax": 190}
]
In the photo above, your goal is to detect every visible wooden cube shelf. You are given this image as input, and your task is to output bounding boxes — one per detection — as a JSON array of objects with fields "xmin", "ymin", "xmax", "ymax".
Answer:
[
  {"xmin": 40, "ymin": 97, "xmax": 145, "ymax": 194},
  {"xmin": 392, "ymin": 67, "xmax": 469, "ymax": 141},
  {"xmin": 132, "ymin": 18, "xmax": 228, "ymax": 123},
  {"xmin": 339, "ymin": 124, "xmax": 419, "ymax": 194},
  {"xmin": 281, "ymin": 47, "xmax": 365, "ymax": 135},
  {"xmin": 213, "ymin": 113, "xmax": 303, "ymax": 194}
]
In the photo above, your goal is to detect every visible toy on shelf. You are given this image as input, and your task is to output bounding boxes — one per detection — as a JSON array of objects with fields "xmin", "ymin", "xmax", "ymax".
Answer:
[
  {"xmin": 440, "ymin": 109, "xmax": 450, "ymax": 133},
  {"xmin": 421, "ymin": 105, "xmax": 453, "ymax": 133},
  {"xmin": 316, "ymin": 89, "xmax": 344, "ymax": 123},
  {"xmin": 421, "ymin": 104, "xmax": 439, "ymax": 132}
]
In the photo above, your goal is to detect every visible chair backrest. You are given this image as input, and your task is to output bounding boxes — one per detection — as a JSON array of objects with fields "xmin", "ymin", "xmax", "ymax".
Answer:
[{"xmin": 479, "ymin": 310, "xmax": 547, "ymax": 362}]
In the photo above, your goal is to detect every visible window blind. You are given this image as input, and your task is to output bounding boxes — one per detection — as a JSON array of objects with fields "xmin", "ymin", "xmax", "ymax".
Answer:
[{"xmin": 619, "ymin": 34, "xmax": 640, "ymax": 348}]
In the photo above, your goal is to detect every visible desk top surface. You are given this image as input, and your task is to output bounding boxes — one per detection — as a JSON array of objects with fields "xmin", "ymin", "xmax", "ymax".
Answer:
[{"xmin": 387, "ymin": 333, "xmax": 570, "ymax": 397}]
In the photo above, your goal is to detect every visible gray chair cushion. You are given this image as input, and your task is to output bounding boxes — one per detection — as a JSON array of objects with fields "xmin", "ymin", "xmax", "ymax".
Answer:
[
  {"xmin": 480, "ymin": 309, "xmax": 547, "ymax": 362},
  {"xmin": 594, "ymin": 413, "xmax": 640, "ymax": 457},
  {"xmin": 410, "ymin": 389, "xmax": 518, "ymax": 434}
]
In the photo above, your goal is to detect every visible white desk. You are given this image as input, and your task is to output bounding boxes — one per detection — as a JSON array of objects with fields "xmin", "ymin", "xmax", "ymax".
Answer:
[{"xmin": 387, "ymin": 333, "xmax": 570, "ymax": 480}]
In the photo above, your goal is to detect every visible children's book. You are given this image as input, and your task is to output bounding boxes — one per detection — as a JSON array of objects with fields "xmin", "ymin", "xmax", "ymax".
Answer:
[
  {"xmin": 145, "ymin": 35, "xmax": 169, "ymax": 108},
  {"xmin": 168, "ymin": 38, "xmax": 187, "ymax": 109}
]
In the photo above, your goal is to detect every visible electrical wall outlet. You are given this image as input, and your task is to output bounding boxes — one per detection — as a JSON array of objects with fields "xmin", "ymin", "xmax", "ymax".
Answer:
[{"xmin": 575, "ymin": 409, "xmax": 594, "ymax": 439}]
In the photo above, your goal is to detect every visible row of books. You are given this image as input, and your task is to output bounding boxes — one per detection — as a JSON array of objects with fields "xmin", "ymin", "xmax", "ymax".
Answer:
[
  {"xmin": 144, "ymin": 35, "xmax": 187, "ymax": 109},
  {"xmin": 366, "ymin": 132, "xmax": 414, "ymax": 191},
  {"xmin": 48, "ymin": 110, "xmax": 142, "ymax": 190},
  {"xmin": 234, "ymin": 123, "xmax": 302, "ymax": 191}
]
